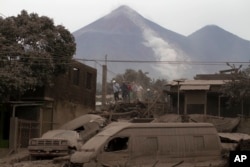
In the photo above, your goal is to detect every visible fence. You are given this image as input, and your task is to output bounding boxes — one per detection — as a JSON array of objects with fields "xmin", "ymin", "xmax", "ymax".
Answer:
[{"xmin": 9, "ymin": 117, "xmax": 40, "ymax": 151}]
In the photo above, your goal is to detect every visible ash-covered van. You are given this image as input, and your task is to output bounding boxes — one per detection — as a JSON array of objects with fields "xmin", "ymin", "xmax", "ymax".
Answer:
[{"xmin": 69, "ymin": 122, "xmax": 227, "ymax": 167}]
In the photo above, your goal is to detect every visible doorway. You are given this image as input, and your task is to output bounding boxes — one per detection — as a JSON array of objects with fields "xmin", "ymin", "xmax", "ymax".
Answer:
[{"xmin": 0, "ymin": 104, "xmax": 10, "ymax": 148}]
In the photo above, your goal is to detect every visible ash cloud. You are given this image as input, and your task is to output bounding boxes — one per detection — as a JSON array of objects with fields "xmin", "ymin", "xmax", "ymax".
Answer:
[
  {"xmin": 123, "ymin": 9, "xmax": 191, "ymax": 79},
  {"xmin": 142, "ymin": 28, "xmax": 190, "ymax": 80}
]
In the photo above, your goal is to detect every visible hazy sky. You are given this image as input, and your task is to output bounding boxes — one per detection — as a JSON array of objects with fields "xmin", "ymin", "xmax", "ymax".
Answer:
[{"xmin": 1, "ymin": 0, "xmax": 250, "ymax": 40}]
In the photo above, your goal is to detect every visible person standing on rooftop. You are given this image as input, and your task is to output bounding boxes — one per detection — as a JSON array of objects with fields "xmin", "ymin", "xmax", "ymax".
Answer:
[{"xmin": 112, "ymin": 80, "xmax": 120, "ymax": 101}]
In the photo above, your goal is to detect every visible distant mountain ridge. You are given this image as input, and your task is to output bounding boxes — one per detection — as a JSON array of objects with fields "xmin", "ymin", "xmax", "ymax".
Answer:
[
  {"xmin": 73, "ymin": 5, "xmax": 250, "ymax": 81},
  {"xmin": 188, "ymin": 25, "xmax": 250, "ymax": 61}
]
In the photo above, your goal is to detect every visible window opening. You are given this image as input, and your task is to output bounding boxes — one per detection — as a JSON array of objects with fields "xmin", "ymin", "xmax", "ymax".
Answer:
[
  {"xmin": 105, "ymin": 137, "xmax": 129, "ymax": 152},
  {"xmin": 74, "ymin": 126, "xmax": 85, "ymax": 132},
  {"xmin": 86, "ymin": 72, "xmax": 92, "ymax": 89},
  {"xmin": 72, "ymin": 67, "xmax": 80, "ymax": 85}
]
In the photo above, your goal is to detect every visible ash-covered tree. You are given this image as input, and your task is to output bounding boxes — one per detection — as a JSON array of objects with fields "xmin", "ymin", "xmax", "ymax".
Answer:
[
  {"xmin": 221, "ymin": 64, "xmax": 250, "ymax": 106},
  {"xmin": 0, "ymin": 10, "xmax": 76, "ymax": 101}
]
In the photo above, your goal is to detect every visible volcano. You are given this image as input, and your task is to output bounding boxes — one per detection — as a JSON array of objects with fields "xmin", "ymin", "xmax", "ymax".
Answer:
[{"xmin": 73, "ymin": 5, "xmax": 250, "ymax": 81}]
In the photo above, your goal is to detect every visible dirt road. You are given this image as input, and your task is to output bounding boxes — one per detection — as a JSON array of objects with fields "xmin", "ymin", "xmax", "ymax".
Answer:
[
  {"xmin": 0, "ymin": 149, "xmax": 66, "ymax": 167},
  {"xmin": 1, "ymin": 160, "xmax": 64, "ymax": 167}
]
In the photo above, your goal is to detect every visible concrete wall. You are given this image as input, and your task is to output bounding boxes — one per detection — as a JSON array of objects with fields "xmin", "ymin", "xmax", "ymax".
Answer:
[
  {"xmin": 44, "ymin": 60, "xmax": 97, "ymax": 129},
  {"xmin": 52, "ymin": 100, "xmax": 93, "ymax": 129}
]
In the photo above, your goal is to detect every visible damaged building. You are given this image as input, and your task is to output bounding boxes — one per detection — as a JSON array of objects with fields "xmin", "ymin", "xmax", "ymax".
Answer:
[
  {"xmin": 0, "ymin": 60, "xmax": 97, "ymax": 151},
  {"xmin": 164, "ymin": 71, "xmax": 250, "ymax": 117}
]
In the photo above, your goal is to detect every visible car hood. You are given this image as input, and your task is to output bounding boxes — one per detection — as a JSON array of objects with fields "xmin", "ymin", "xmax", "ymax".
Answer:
[{"xmin": 59, "ymin": 114, "xmax": 106, "ymax": 130}]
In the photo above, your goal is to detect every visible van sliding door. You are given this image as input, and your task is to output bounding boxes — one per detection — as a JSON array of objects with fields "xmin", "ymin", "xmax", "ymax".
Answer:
[
  {"xmin": 130, "ymin": 136, "xmax": 158, "ymax": 166},
  {"xmin": 98, "ymin": 136, "xmax": 130, "ymax": 166}
]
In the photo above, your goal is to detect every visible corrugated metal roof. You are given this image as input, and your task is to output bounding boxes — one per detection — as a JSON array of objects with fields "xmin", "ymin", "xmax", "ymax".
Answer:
[{"xmin": 180, "ymin": 85, "xmax": 210, "ymax": 90}]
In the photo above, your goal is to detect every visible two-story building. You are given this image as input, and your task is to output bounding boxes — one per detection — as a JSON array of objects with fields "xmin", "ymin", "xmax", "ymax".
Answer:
[{"xmin": 0, "ymin": 59, "xmax": 97, "ymax": 150}]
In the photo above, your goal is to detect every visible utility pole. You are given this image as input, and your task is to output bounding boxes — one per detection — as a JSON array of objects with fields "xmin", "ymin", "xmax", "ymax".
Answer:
[
  {"xmin": 102, "ymin": 55, "xmax": 107, "ymax": 108},
  {"xmin": 173, "ymin": 79, "xmax": 184, "ymax": 115}
]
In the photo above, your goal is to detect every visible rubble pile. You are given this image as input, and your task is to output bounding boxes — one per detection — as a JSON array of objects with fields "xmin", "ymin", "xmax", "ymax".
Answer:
[{"xmin": 237, "ymin": 139, "xmax": 250, "ymax": 151}]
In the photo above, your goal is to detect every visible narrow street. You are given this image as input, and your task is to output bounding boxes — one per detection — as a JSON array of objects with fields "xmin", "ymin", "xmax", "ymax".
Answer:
[{"xmin": 0, "ymin": 149, "xmax": 65, "ymax": 167}]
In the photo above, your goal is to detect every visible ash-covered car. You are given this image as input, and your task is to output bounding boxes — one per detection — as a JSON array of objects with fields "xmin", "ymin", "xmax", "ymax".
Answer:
[{"xmin": 28, "ymin": 114, "xmax": 106, "ymax": 158}]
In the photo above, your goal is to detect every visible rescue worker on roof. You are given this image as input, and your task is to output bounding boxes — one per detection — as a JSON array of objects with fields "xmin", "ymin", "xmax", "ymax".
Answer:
[{"xmin": 112, "ymin": 80, "xmax": 120, "ymax": 101}]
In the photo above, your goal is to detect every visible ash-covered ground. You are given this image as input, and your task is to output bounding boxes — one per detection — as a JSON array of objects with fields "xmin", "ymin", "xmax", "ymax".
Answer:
[{"xmin": 0, "ymin": 149, "xmax": 66, "ymax": 167}]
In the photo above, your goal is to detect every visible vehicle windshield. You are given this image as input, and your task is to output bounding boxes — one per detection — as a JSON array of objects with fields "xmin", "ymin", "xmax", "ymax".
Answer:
[{"xmin": 81, "ymin": 135, "xmax": 109, "ymax": 152}]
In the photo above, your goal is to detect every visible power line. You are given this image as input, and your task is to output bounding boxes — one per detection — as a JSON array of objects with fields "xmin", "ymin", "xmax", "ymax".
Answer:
[
  {"xmin": 1, "ymin": 55, "xmax": 249, "ymax": 66},
  {"xmin": 73, "ymin": 58, "xmax": 250, "ymax": 65}
]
